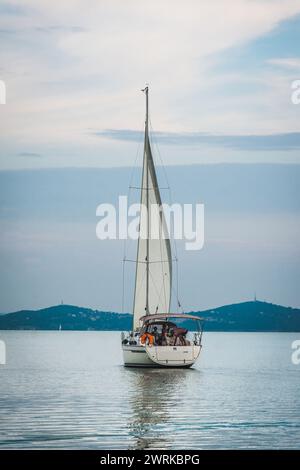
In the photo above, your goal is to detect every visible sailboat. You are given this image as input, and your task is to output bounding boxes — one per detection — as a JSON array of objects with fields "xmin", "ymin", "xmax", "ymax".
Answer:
[{"xmin": 121, "ymin": 86, "xmax": 203, "ymax": 368}]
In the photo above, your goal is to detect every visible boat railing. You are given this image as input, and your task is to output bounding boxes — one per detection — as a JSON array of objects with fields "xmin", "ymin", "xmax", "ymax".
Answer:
[{"xmin": 193, "ymin": 331, "xmax": 202, "ymax": 346}]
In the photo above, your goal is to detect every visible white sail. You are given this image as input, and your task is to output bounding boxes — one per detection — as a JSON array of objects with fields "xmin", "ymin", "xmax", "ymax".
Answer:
[{"xmin": 133, "ymin": 87, "xmax": 172, "ymax": 330}]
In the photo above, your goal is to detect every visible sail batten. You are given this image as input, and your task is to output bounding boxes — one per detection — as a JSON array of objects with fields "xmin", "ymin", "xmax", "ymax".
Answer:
[{"xmin": 133, "ymin": 88, "xmax": 172, "ymax": 329}]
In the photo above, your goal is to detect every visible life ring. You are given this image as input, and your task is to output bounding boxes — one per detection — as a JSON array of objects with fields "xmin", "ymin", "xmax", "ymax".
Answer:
[{"xmin": 140, "ymin": 333, "xmax": 154, "ymax": 346}]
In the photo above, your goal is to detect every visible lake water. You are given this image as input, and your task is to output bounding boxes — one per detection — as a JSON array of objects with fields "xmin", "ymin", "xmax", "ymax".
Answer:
[{"xmin": 0, "ymin": 331, "xmax": 299, "ymax": 449}]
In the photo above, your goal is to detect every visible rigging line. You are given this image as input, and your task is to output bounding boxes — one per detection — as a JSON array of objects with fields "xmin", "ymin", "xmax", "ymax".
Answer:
[
  {"xmin": 121, "ymin": 257, "xmax": 125, "ymax": 314},
  {"xmin": 149, "ymin": 121, "xmax": 175, "ymax": 206},
  {"xmin": 158, "ymin": 206, "xmax": 168, "ymax": 313},
  {"xmin": 134, "ymin": 262, "xmax": 148, "ymax": 312},
  {"xmin": 149, "ymin": 118, "xmax": 177, "ymax": 252},
  {"xmin": 148, "ymin": 119, "xmax": 171, "ymax": 313},
  {"xmin": 149, "ymin": 117, "xmax": 182, "ymax": 309},
  {"xmin": 138, "ymin": 252, "xmax": 164, "ymax": 308},
  {"xmin": 123, "ymin": 121, "xmax": 144, "ymax": 316},
  {"xmin": 170, "ymin": 268, "xmax": 183, "ymax": 314},
  {"xmin": 123, "ymin": 121, "xmax": 144, "ymax": 261},
  {"xmin": 128, "ymin": 122, "xmax": 145, "ymax": 190},
  {"xmin": 148, "ymin": 267, "xmax": 166, "ymax": 312},
  {"xmin": 176, "ymin": 255, "xmax": 179, "ymax": 310},
  {"xmin": 149, "ymin": 118, "xmax": 172, "ymax": 195},
  {"xmin": 175, "ymin": 256, "xmax": 183, "ymax": 313}
]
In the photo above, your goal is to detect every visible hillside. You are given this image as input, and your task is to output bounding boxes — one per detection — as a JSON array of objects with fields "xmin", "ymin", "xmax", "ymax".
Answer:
[{"xmin": 0, "ymin": 301, "xmax": 299, "ymax": 331}]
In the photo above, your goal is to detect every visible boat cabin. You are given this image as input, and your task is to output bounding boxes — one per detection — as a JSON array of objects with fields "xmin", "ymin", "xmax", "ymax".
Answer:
[{"xmin": 138, "ymin": 313, "xmax": 203, "ymax": 347}]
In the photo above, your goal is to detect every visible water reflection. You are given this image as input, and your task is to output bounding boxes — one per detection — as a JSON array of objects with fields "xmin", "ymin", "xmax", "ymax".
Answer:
[
  {"xmin": 1, "ymin": 332, "xmax": 299, "ymax": 449},
  {"xmin": 124, "ymin": 368, "xmax": 198, "ymax": 449}
]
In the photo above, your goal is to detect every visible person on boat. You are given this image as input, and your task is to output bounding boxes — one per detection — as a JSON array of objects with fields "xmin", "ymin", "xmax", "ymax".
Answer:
[
  {"xmin": 129, "ymin": 332, "xmax": 137, "ymax": 345},
  {"xmin": 173, "ymin": 327, "xmax": 188, "ymax": 346},
  {"xmin": 166, "ymin": 328, "xmax": 175, "ymax": 346},
  {"xmin": 161, "ymin": 324, "xmax": 168, "ymax": 346},
  {"xmin": 152, "ymin": 326, "xmax": 161, "ymax": 345}
]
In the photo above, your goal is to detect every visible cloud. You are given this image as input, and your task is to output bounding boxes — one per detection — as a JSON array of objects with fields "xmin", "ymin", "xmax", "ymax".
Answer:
[
  {"xmin": 0, "ymin": 25, "xmax": 86, "ymax": 35},
  {"xmin": 17, "ymin": 152, "xmax": 42, "ymax": 158},
  {"xmin": 268, "ymin": 57, "xmax": 300, "ymax": 69},
  {"xmin": 1, "ymin": 0, "xmax": 300, "ymax": 168},
  {"xmin": 93, "ymin": 129, "xmax": 300, "ymax": 151},
  {"xmin": 54, "ymin": 0, "xmax": 300, "ymax": 94}
]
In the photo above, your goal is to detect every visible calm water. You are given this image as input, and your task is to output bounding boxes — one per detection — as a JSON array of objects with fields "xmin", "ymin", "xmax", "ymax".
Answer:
[{"xmin": 0, "ymin": 331, "xmax": 299, "ymax": 449}]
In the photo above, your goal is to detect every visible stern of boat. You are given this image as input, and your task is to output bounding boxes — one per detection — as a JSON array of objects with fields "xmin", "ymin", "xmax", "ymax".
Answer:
[
  {"xmin": 121, "ymin": 330, "xmax": 202, "ymax": 368},
  {"xmin": 145, "ymin": 344, "xmax": 201, "ymax": 368}
]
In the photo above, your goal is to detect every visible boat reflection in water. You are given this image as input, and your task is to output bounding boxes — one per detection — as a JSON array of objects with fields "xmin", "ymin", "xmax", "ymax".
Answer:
[{"xmin": 124, "ymin": 367, "xmax": 200, "ymax": 449}]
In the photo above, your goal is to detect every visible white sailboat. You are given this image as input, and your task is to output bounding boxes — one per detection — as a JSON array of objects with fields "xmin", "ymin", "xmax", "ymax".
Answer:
[{"xmin": 121, "ymin": 86, "xmax": 203, "ymax": 368}]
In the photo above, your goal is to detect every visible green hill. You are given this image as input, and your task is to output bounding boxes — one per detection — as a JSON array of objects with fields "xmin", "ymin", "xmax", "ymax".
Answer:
[{"xmin": 0, "ymin": 300, "xmax": 299, "ymax": 331}]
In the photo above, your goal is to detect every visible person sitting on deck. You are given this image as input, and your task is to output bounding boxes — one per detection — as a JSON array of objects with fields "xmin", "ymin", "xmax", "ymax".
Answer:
[
  {"xmin": 129, "ymin": 332, "xmax": 137, "ymax": 345},
  {"xmin": 165, "ymin": 328, "xmax": 175, "ymax": 346},
  {"xmin": 173, "ymin": 327, "xmax": 189, "ymax": 346},
  {"xmin": 152, "ymin": 326, "xmax": 162, "ymax": 345}
]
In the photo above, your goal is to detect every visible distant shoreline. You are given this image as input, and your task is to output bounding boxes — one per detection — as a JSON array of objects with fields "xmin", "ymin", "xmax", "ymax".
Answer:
[
  {"xmin": 1, "ymin": 329, "xmax": 299, "ymax": 333},
  {"xmin": 0, "ymin": 300, "xmax": 299, "ymax": 332}
]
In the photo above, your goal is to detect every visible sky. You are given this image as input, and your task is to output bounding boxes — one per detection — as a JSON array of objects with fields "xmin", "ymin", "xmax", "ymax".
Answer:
[
  {"xmin": 0, "ymin": 0, "xmax": 300, "ymax": 168},
  {"xmin": 0, "ymin": 1, "xmax": 300, "ymax": 312},
  {"xmin": 0, "ymin": 165, "xmax": 299, "ymax": 313}
]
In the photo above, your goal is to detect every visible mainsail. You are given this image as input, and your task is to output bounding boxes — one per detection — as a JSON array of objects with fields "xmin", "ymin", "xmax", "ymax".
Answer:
[{"xmin": 133, "ymin": 87, "xmax": 172, "ymax": 329}]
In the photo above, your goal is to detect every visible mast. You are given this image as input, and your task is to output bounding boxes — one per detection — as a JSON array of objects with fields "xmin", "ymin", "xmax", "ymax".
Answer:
[{"xmin": 145, "ymin": 86, "xmax": 150, "ymax": 315}]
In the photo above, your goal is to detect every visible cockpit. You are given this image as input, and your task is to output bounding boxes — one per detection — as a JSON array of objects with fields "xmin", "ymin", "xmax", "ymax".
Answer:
[{"xmin": 122, "ymin": 314, "xmax": 203, "ymax": 348}]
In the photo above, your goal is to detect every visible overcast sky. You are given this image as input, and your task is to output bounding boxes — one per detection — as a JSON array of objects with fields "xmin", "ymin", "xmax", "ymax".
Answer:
[
  {"xmin": 0, "ymin": 1, "xmax": 300, "ymax": 312},
  {"xmin": 0, "ymin": 0, "xmax": 300, "ymax": 168},
  {"xmin": 0, "ymin": 165, "xmax": 299, "ymax": 313}
]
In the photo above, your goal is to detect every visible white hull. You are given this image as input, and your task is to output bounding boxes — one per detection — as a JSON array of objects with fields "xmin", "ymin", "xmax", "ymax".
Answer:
[
  {"xmin": 122, "ymin": 343, "xmax": 201, "ymax": 368},
  {"xmin": 122, "ymin": 344, "xmax": 155, "ymax": 367}
]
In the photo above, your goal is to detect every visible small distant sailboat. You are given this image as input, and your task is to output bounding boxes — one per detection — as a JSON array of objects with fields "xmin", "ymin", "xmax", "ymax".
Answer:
[
  {"xmin": 121, "ymin": 87, "xmax": 203, "ymax": 368},
  {"xmin": 58, "ymin": 324, "xmax": 62, "ymax": 331}
]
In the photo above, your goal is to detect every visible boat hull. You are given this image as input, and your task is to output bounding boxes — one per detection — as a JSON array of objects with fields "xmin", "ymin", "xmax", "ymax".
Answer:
[
  {"xmin": 122, "ymin": 344, "xmax": 201, "ymax": 368},
  {"xmin": 122, "ymin": 344, "xmax": 155, "ymax": 367}
]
